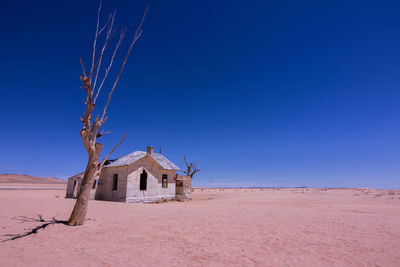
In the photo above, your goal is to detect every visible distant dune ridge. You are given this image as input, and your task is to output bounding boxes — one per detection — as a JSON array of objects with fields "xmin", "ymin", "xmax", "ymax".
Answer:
[{"xmin": 0, "ymin": 174, "xmax": 66, "ymax": 184}]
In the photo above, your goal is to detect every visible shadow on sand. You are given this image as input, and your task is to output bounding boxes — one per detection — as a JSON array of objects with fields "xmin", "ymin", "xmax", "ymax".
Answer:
[{"xmin": 2, "ymin": 215, "xmax": 67, "ymax": 242}]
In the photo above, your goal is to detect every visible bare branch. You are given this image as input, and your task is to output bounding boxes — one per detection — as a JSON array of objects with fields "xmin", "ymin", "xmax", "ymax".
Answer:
[
  {"xmin": 96, "ymin": 130, "xmax": 112, "ymax": 138},
  {"xmin": 100, "ymin": 4, "xmax": 149, "ymax": 122},
  {"xmin": 68, "ymin": 2, "xmax": 149, "ymax": 226},
  {"xmin": 94, "ymin": 28, "xmax": 126, "ymax": 104},
  {"xmin": 79, "ymin": 58, "xmax": 87, "ymax": 77},
  {"xmin": 89, "ymin": 1, "xmax": 103, "ymax": 80},
  {"xmin": 98, "ymin": 13, "xmax": 112, "ymax": 36},
  {"xmin": 192, "ymin": 169, "xmax": 201, "ymax": 175},
  {"xmin": 184, "ymin": 155, "xmax": 189, "ymax": 167},
  {"xmin": 92, "ymin": 11, "xmax": 116, "ymax": 94},
  {"xmin": 100, "ymin": 134, "xmax": 127, "ymax": 166},
  {"xmin": 183, "ymin": 155, "xmax": 200, "ymax": 178}
]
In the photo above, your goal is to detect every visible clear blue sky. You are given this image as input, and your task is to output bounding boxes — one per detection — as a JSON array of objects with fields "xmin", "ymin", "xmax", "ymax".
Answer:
[{"xmin": 0, "ymin": 0, "xmax": 399, "ymax": 188}]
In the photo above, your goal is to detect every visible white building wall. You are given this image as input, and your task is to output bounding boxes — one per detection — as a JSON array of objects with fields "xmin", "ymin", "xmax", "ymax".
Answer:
[
  {"xmin": 95, "ymin": 166, "xmax": 127, "ymax": 202},
  {"xmin": 66, "ymin": 174, "xmax": 97, "ymax": 200},
  {"xmin": 66, "ymin": 178, "xmax": 77, "ymax": 198},
  {"xmin": 96, "ymin": 155, "xmax": 176, "ymax": 202}
]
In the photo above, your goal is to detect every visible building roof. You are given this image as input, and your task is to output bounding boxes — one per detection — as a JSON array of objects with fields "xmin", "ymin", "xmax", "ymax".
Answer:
[
  {"xmin": 104, "ymin": 151, "xmax": 181, "ymax": 171},
  {"xmin": 68, "ymin": 172, "xmax": 83, "ymax": 180}
]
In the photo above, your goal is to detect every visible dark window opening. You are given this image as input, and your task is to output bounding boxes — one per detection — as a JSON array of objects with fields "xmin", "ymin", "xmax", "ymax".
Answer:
[
  {"xmin": 162, "ymin": 174, "xmax": 168, "ymax": 188},
  {"xmin": 92, "ymin": 180, "xmax": 97, "ymax": 189},
  {"xmin": 72, "ymin": 180, "xmax": 79, "ymax": 197},
  {"xmin": 140, "ymin": 170, "xmax": 147, "ymax": 190},
  {"xmin": 72, "ymin": 180, "xmax": 78, "ymax": 193},
  {"xmin": 112, "ymin": 174, "xmax": 118, "ymax": 191}
]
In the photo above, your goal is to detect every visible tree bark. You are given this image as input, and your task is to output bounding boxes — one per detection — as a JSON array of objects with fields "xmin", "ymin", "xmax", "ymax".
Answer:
[
  {"xmin": 66, "ymin": 2, "xmax": 148, "ymax": 226},
  {"xmin": 67, "ymin": 143, "xmax": 102, "ymax": 226}
]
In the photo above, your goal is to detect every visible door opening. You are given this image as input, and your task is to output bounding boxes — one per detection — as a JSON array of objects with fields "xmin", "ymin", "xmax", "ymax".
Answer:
[
  {"xmin": 140, "ymin": 170, "xmax": 147, "ymax": 190},
  {"xmin": 176, "ymin": 180, "xmax": 184, "ymax": 195}
]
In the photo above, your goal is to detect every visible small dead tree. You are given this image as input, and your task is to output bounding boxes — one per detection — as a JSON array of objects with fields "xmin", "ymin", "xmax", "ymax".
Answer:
[
  {"xmin": 67, "ymin": 2, "xmax": 149, "ymax": 226},
  {"xmin": 183, "ymin": 155, "xmax": 200, "ymax": 178}
]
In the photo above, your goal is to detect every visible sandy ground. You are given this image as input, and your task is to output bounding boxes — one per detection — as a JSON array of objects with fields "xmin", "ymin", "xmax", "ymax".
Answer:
[
  {"xmin": 0, "ymin": 183, "xmax": 67, "ymax": 190},
  {"xmin": 0, "ymin": 188, "xmax": 399, "ymax": 266},
  {"xmin": 0, "ymin": 174, "xmax": 66, "ymax": 184}
]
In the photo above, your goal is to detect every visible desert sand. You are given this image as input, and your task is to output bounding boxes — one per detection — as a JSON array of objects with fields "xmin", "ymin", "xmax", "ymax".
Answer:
[
  {"xmin": 0, "ymin": 188, "xmax": 399, "ymax": 266},
  {"xmin": 0, "ymin": 174, "xmax": 66, "ymax": 190},
  {"xmin": 0, "ymin": 174, "xmax": 66, "ymax": 184}
]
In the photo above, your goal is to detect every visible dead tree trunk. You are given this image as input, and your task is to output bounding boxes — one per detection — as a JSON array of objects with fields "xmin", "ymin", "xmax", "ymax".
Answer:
[
  {"xmin": 67, "ymin": 2, "xmax": 148, "ymax": 226},
  {"xmin": 68, "ymin": 143, "xmax": 101, "ymax": 225}
]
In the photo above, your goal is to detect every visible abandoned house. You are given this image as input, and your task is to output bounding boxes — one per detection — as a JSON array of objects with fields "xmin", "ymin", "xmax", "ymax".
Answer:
[{"xmin": 66, "ymin": 146, "xmax": 192, "ymax": 203}]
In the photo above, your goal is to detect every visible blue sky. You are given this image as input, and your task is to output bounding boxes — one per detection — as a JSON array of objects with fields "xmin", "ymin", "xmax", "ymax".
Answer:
[{"xmin": 0, "ymin": 0, "xmax": 399, "ymax": 188}]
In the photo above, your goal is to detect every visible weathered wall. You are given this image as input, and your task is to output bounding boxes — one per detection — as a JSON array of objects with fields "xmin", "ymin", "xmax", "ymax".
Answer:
[
  {"xmin": 66, "ymin": 177, "xmax": 79, "ymax": 198},
  {"xmin": 66, "ymin": 174, "xmax": 97, "ymax": 200},
  {"xmin": 176, "ymin": 175, "xmax": 192, "ymax": 200},
  {"xmin": 96, "ymin": 156, "xmax": 177, "ymax": 202},
  {"xmin": 95, "ymin": 166, "xmax": 127, "ymax": 202}
]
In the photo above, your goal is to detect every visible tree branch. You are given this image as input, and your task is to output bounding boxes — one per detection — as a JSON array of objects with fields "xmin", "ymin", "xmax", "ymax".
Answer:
[
  {"xmin": 89, "ymin": 1, "xmax": 103, "ymax": 80},
  {"xmin": 68, "ymin": 1, "xmax": 149, "ymax": 226},
  {"xmin": 92, "ymin": 11, "xmax": 116, "ymax": 95},
  {"xmin": 184, "ymin": 155, "xmax": 189, "ymax": 168},
  {"xmin": 96, "ymin": 130, "xmax": 112, "ymax": 138},
  {"xmin": 79, "ymin": 58, "xmax": 87, "ymax": 77},
  {"xmin": 99, "ymin": 134, "xmax": 127, "ymax": 167},
  {"xmin": 183, "ymin": 155, "xmax": 200, "ymax": 178},
  {"xmin": 94, "ymin": 28, "xmax": 125, "ymax": 104},
  {"xmin": 100, "ymin": 3, "xmax": 149, "ymax": 123}
]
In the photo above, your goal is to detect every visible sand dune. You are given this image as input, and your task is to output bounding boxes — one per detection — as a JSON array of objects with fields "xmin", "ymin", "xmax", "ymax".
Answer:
[
  {"xmin": 0, "ymin": 174, "xmax": 66, "ymax": 186},
  {"xmin": 0, "ymin": 188, "xmax": 399, "ymax": 266}
]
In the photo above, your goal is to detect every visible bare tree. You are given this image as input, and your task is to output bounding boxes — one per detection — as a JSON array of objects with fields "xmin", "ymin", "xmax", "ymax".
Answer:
[
  {"xmin": 183, "ymin": 155, "xmax": 200, "ymax": 178},
  {"xmin": 67, "ymin": 2, "xmax": 149, "ymax": 226}
]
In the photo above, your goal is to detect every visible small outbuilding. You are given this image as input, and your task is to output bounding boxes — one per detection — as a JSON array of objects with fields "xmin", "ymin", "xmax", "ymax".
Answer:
[{"xmin": 66, "ymin": 146, "xmax": 191, "ymax": 203}]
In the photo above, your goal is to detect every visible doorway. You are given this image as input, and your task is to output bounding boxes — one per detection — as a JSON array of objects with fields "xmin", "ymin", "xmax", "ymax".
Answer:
[
  {"xmin": 140, "ymin": 170, "xmax": 147, "ymax": 190},
  {"xmin": 176, "ymin": 180, "xmax": 183, "ymax": 195}
]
